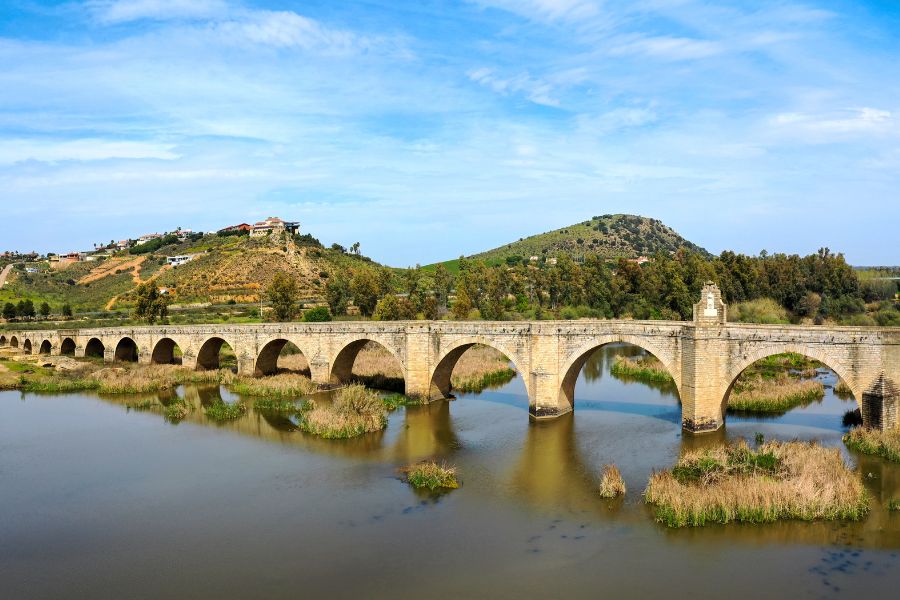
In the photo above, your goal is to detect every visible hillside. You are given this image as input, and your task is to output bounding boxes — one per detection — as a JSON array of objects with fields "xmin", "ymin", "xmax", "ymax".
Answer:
[
  {"xmin": 434, "ymin": 214, "xmax": 708, "ymax": 271},
  {"xmin": 0, "ymin": 233, "xmax": 383, "ymax": 313}
]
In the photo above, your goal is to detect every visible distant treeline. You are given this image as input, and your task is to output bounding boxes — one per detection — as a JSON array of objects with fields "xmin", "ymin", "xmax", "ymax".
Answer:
[{"xmin": 328, "ymin": 247, "xmax": 898, "ymax": 325}]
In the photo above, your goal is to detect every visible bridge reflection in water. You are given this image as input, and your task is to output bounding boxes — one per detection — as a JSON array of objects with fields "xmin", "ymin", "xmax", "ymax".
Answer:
[{"xmin": 88, "ymin": 344, "xmax": 900, "ymax": 551}]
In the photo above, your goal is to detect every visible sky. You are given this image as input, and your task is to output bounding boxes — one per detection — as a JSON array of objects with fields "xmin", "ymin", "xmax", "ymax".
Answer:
[{"xmin": 0, "ymin": 0, "xmax": 898, "ymax": 265}]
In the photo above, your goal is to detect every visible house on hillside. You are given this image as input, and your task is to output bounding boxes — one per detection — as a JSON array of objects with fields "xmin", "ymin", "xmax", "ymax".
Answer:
[
  {"xmin": 166, "ymin": 255, "xmax": 196, "ymax": 267},
  {"xmin": 628, "ymin": 256, "xmax": 651, "ymax": 265},
  {"xmin": 250, "ymin": 217, "xmax": 300, "ymax": 237},
  {"xmin": 136, "ymin": 233, "xmax": 162, "ymax": 246},
  {"xmin": 218, "ymin": 223, "xmax": 252, "ymax": 235},
  {"xmin": 117, "ymin": 240, "xmax": 130, "ymax": 250}
]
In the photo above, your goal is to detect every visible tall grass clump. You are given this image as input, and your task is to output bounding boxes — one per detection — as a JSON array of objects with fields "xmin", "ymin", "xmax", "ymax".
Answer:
[
  {"xmin": 382, "ymin": 393, "xmax": 420, "ymax": 411},
  {"xmin": 403, "ymin": 461, "xmax": 459, "ymax": 491},
  {"xmin": 299, "ymin": 384, "xmax": 387, "ymax": 439},
  {"xmin": 843, "ymin": 428, "xmax": 900, "ymax": 463},
  {"xmin": 644, "ymin": 440, "xmax": 868, "ymax": 527},
  {"xmin": 163, "ymin": 398, "xmax": 191, "ymax": 422},
  {"xmin": 834, "ymin": 379, "xmax": 854, "ymax": 399},
  {"xmin": 229, "ymin": 373, "xmax": 318, "ymax": 399},
  {"xmin": 727, "ymin": 374, "xmax": 824, "ymax": 413},
  {"xmin": 205, "ymin": 400, "xmax": 247, "ymax": 421},
  {"xmin": 598, "ymin": 464, "xmax": 626, "ymax": 498},
  {"xmin": 888, "ymin": 499, "xmax": 900, "ymax": 512},
  {"xmin": 610, "ymin": 355, "xmax": 674, "ymax": 383}
]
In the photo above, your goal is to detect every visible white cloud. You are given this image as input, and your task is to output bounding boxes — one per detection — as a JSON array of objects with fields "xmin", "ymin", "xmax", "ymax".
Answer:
[
  {"xmin": 467, "ymin": 68, "xmax": 560, "ymax": 106},
  {"xmin": 609, "ymin": 35, "xmax": 724, "ymax": 61},
  {"xmin": 87, "ymin": 0, "xmax": 229, "ymax": 24},
  {"xmin": 0, "ymin": 139, "xmax": 180, "ymax": 165},
  {"xmin": 474, "ymin": 0, "xmax": 600, "ymax": 22},
  {"xmin": 771, "ymin": 107, "xmax": 896, "ymax": 139}
]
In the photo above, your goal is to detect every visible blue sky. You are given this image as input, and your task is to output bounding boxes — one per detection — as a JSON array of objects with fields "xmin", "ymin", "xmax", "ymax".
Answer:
[{"xmin": 1, "ymin": 0, "xmax": 898, "ymax": 265}]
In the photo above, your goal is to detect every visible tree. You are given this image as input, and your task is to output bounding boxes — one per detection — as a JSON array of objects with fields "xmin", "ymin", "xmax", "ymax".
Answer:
[
  {"xmin": 39, "ymin": 302, "xmax": 50, "ymax": 318},
  {"xmin": 373, "ymin": 294, "xmax": 415, "ymax": 321},
  {"xmin": 451, "ymin": 286, "xmax": 473, "ymax": 320},
  {"xmin": 61, "ymin": 303, "xmax": 73, "ymax": 317},
  {"xmin": 325, "ymin": 275, "xmax": 351, "ymax": 316},
  {"xmin": 16, "ymin": 299, "xmax": 35, "ymax": 319},
  {"xmin": 2, "ymin": 302, "xmax": 15, "ymax": 320},
  {"xmin": 303, "ymin": 306, "xmax": 332, "ymax": 322},
  {"xmin": 350, "ymin": 242, "xmax": 361, "ymax": 255},
  {"xmin": 133, "ymin": 282, "xmax": 169, "ymax": 324},
  {"xmin": 433, "ymin": 263, "xmax": 453, "ymax": 309},
  {"xmin": 350, "ymin": 270, "xmax": 381, "ymax": 316},
  {"xmin": 267, "ymin": 272, "xmax": 299, "ymax": 321}
]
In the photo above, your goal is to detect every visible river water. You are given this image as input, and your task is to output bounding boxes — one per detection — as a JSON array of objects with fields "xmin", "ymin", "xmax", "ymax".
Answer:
[{"xmin": 1, "ymin": 344, "xmax": 898, "ymax": 598}]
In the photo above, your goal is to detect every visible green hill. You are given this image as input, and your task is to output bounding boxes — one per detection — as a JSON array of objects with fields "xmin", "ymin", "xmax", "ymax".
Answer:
[{"xmin": 429, "ymin": 214, "xmax": 708, "ymax": 272}]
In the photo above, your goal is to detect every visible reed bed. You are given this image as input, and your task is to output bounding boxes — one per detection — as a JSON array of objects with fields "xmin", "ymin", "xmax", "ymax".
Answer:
[
  {"xmin": 834, "ymin": 379, "xmax": 854, "ymax": 398},
  {"xmin": 888, "ymin": 500, "xmax": 900, "ymax": 512},
  {"xmin": 598, "ymin": 464, "xmax": 626, "ymax": 498},
  {"xmin": 610, "ymin": 355, "xmax": 674, "ymax": 383},
  {"xmin": 205, "ymin": 401, "xmax": 247, "ymax": 421},
  {"xmin": 727, "ymin": 374, "xmax": 824, "ymax": 413},
  {"xmin": 163, "ymin": 398, "xmax": 191, "ymax": 422},
  {"xmin": 299, "ymin": 384, "xmax": 387, "ymax": 439},
  {"xmin": 843, "ymin": 427, "xmax": 900, "ymax": 463},
  {"xmin": 229, "ymin": 373, "xmax": 318, "ymax": 399},
  {"xmin": 644, "ymin": 440, "xmax": 869, "ymax": 527},
  {"xmin": 403, "ymin": 461, "xmax": 459, "ymax": 491}
]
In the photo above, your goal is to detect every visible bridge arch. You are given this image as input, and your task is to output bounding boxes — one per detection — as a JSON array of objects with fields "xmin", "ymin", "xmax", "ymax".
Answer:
[
  {"xmin": 429, "ymin": 336, "xmax": 529, "ymax": 402},
  {"xmin": 0, "ymin": 335, "xmax": 6, "ymax": 347},
  {"xmin": 9, "ymin": 336, "xmax": 19, "ymax": 349},
  {"xmin": 23, "ymin": 339, "xmax": 32, "ymax": 354},
  {"xmin": 558, "ymin": 335, "xmax": 681, "ymax": 411},
  {"xmin": 39, "ymin": 339, "xmax": 52, "ymax": 355},
  {"xmin": 721, "ymin": 344, "xmax": 859, "ymax": 413},
  {"xmin": 85, "ymin": 338, "xmax": 105, "ymax": 359},
  {"xmin": 60, "ymin": 337, "xmax": 76, "ymax": 356},
  {"xmin": 151, "ymin": 338, "xmax": 183, "ymax": 365},
  {"xmin": 196, "ymin": 336, "xmax": 239, "ymax": 371},
  {"xmin": 329, "ymin": 337, "xmax": 405, "ymax": 390},
  {"xmin": 114, "ymin": 337, "xmax": 139, "ymax": 362},
  {"xmin": 255, "ymin": 338, "xmax": 311, "ymax": 376}
]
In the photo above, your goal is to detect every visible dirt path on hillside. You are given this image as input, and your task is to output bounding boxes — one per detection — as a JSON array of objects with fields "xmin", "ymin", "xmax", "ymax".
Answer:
[
  {"xmin": 79, "ymin": 256, "xmax": 147, "ymax": 285},
  {"xmin": 0, "ymin": 264, "xmax": 13, "ymax": 288}
]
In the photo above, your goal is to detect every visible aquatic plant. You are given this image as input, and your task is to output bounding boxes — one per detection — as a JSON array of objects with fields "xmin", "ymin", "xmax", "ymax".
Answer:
[
  {"xmin": 299, "ymin": 384, "xmax": 387, "ymax": 439},
  {"xmin": 610, "ymin": 355, "xmax": 674, "ymax": 383},
  {"xmin": 834, "ymin": 379, "xmax": 854, "ymax": 398},
  {"xmin": 404, "ymin": 461, "xmax": 459, "ymax": 491},
  {"xmin": 644, "ymin": 440, "xmax": 869, "ymax": 527},
  {"xmin": 229, "ymin": 373, "xmax": 318, "ymax": 399},
  {"xmin": 888, "ymin": 499, "xmax": 900, "ymax": 512},
  {"xmin": 598, "ymin": 464, "xmax": 626, "ymax": 498},
  {"xmin": 382, "ymin": 393, "xmax": 420, "ymax": 411},
  {"xmin": 843, "ymin": 427, "xmax": 900, "ymax": 463},
  {"xmin": 727, "ymin": 374, "xmax": 823, "ymax": 413},
  {"xmin": 204, "ymin": 401, "xmax": 247, "ymax": 421},
  {"xmin": 163, "ymin": 399, "xmax": 191, "ymax": 422}
]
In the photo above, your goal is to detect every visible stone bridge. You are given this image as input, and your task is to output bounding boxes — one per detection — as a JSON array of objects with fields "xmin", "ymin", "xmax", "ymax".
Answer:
[{"xmin": 2, "ymin": 284, "xmax": 898, "ymax": 432}]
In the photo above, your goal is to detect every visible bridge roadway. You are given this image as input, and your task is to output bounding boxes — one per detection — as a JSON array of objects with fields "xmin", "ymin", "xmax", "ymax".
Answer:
[{"xmin": 2, "ymin": 284, "xmax": 898, "ymax": 432}]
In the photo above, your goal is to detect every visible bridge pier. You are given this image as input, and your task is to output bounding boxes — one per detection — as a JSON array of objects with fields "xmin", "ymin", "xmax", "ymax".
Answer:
[{"xmin": 862, "ymin": 374, "xmax": 899, "ymax": 431}]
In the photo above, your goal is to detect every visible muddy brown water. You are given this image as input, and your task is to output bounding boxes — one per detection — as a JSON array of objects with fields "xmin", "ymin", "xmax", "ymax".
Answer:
[{"xmin": 1, "ymin": 344, "xmax": 898, "ymax": 598}]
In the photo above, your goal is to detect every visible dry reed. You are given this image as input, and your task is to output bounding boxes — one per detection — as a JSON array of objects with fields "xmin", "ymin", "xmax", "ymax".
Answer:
[
  {"xmin": 403, "ymin": 461, "xmax": 459, "ymax": 490},
  {"xmin": 598, "ymin": 464, "xmax": 626, "ymax": 498},
  {"xmin": 843, "ymin": 427, "xmax": 900, "ymax": 463},
  {"xmin": 299, "ymin": 384, "xmax": 387, "ymax": 439},
  {"xmin": 727, "ymin": 374, "xmax": 824, "ymax": 413},
  {"xmin": 644, "ymin": 440, "xmax": 869, "ymax": 527}
]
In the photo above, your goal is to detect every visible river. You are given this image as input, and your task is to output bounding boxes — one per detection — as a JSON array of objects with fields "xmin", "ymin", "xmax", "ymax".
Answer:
[{"xmin": 1, "ymin": 344, "xmax": 898, "ymax": 598}]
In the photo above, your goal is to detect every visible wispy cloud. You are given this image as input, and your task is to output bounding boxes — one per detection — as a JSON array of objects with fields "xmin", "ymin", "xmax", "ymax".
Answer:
[
  {"xmin": 0, "ymin": 0, "xmax": 898, "ymax": 264},
  {"xmin": 87, "ymin": 0, "xmax": 230, "ymax": 24}
]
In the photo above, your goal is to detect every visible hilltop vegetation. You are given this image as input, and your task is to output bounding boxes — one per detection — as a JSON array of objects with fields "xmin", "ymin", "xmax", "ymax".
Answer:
[
  {"xmin": 0, "ymin": 231, "xmax": 388, "ymax": 314},
  {"xmin": 1, "ymin": 215, "xmax": 897, "ymax": 327},
  {"xmin": 437, "ymin": 214, "xmax": 708, "ymax": 270}
]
